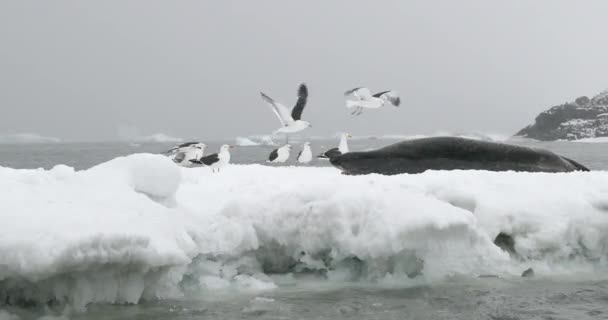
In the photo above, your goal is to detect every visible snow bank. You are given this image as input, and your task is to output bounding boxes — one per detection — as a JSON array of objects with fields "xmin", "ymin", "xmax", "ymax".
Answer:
[
  {"xmin": 0, "ymin": 154, "xmax": 192, "ymax": 309},
  {"xmin": 1, "ymin": 157, "xmax": 608, "ymax": 309}
]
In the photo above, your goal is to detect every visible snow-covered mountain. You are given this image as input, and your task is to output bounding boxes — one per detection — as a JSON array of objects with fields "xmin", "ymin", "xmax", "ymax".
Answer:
[{"xmin": 516, "ymin": 89, "xmax": 608, "ymax": 141}]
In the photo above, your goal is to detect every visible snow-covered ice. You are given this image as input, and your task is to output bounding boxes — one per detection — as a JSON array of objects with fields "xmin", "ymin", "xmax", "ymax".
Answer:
[
  {"xmin": 574, "ymin": 137, "xmax": 608, "ymax": 143},
  {"xmin": 1, "ymin": 154, "xmax": 608, "ymax": 309}
]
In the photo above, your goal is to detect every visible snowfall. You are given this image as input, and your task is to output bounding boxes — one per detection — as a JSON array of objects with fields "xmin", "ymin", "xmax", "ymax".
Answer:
[{"xmin": 1, "ymin": 154, "xmax": 608, "ymax": 310}]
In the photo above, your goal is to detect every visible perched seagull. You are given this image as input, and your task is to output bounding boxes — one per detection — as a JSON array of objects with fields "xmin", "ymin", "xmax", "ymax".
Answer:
[
  {"xmin": 267, "ymin": 144, "xmax": 292, "ymax": 163},
  {"xmin": 297, "ymin": 142, "xmax": 313, "ymax": 164},
  {"xmin": 163, "ymin": 142, "xmax": 206, "ymax": 167},
  {"xmin": 318, "ymin": 133, "xmax": 351, "ymax": 159},
  {"xmin": 190, "ymin": 144, "xmax": 233, "ymax": 173},
  {"xmin": 344, "ymin": 87, "xmax": 401, "ymax": 115},
  {"xmin": 260, "ymin": 83, "xmax": 311, "ymax": 142}
]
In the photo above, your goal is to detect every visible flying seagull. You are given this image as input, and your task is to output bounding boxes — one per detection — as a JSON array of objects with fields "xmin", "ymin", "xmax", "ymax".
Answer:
[
  {"xmin": 260, "ymin": 83, "xmax": 311, "ymax": 142},
  {"xmin": 318, "ymin": 133, "xmax": 351, "ymax": 159},
  {"xmin": 190, "ymin": 144, "xmax": 233, "ymax": 173},
  {"xmin": 297, "ymin": 142, "xmax": 312, "ymax": 164},
  {"xmin": 267, "ymin": 144, "xmax": 292, "ymax": 163},
  {"xmin": 344, "ymin": 87, "xmax": 401, "ymax": 115},
  {"xmin": 163, "ymin": 142, "xmax": 206, "ymax": 167}
]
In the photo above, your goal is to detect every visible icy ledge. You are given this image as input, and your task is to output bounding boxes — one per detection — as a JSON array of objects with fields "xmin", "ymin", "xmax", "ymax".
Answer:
[{"xmin": 1, "ymin": 154, "xmax": 608, "ymax": 309}]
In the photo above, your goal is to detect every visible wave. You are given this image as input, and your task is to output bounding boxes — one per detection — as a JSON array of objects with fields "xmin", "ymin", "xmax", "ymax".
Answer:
[
  {"xmin": 1, "ymin": 156, "xmax": 607, "ymax": 309},
  {"xmin": 0, "ymin": 133, "xmax": 61, "ymax": 144}
]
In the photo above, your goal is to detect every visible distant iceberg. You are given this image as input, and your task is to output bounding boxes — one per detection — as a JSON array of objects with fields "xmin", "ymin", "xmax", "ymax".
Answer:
[
  {"xmin": 0, "ymin": 133, "xmax": 61, "ymax": 144},
  {"xmin": 235, "ymin": 136, "xmax": 261, "ymax": 146},
  {"xmin": 116, "ymin": 125, "xmax": 183, "ymax": 143},
  {"xmin": 235, "ymin": 135, "xmax": 277, "ymax": 146},
  {"xmin": 1, "ymin": 155, "xmax": 607, "ymax": 309},
  {"xmin": 138, "ymin": 133, "xmax": 183, "ymax": 143}
]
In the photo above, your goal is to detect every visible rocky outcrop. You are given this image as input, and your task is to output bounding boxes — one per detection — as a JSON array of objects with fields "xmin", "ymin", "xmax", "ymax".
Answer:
[{"xmin": 515, "ymin": 89, "xmax": 608, "ymax": 141}]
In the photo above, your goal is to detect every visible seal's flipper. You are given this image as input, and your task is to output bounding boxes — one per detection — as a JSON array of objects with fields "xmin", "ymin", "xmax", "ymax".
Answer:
[{"xmin": 562, "ymin": 157, "xmax": 590, "ymax": 171}]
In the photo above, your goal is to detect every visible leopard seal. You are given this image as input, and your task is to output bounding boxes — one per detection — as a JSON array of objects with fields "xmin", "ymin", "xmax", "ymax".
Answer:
[{"xmin": 329, "ymin": 137, "xmax": 589, "ymax": 175}]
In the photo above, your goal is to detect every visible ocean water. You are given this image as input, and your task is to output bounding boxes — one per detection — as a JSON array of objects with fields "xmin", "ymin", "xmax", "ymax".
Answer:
[
  {"xmin": 1, "ymin": 137, "xmax": 607, "ymax": 170},
  {"xmin": 4, "ymin": 277, "xmax": 608, "ymax": 320},
  {"xmin": 1, "ymin": 137, "xmax": 608, "ymax": 320}
]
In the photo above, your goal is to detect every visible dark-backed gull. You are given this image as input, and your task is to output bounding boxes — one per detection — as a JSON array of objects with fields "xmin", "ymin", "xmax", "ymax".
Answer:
[
  {"xmin": 190, "ymin": 144, "xmax": 233, "ymax": 173},
  {"xmin": 260, "ymin": 83, "xmax": 310, "ymax": 142},
  {"xmin": 344, "ymin": 87, "xmax": 400, "ymax": 115},
  {"xmin": 163, "ymin": 142, "xmax": 206, "ymax": 167},
  {"xmin": 267, "ymin": 144, "xmax": 291, "ymax": 163}
]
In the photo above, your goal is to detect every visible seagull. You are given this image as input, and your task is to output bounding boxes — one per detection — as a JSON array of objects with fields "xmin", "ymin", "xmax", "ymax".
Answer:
[
  {"xmin": 190, "ymin": 144, "xmax": 233, "ymax": 173},
  {"xmin": 163, "ymin": 142, "xmax": 206, "ymax": 167},
  {"xmin": 318, "ymin": 133, "xmax": 351, "ymax": 159},
  {"xmin": 267, "ymin": 144, "xmax": 291, "ymax": 163},
  {"xmin": 260, "ymin": 83, "xmax": 311, "ymax": 143},
  {"xmin": 297, "ymin": 142, "xmax": 313, "ymax": 164},
  {"xmin": 344, "ymin": 87, "xmax": 401, "ymax": 116}
]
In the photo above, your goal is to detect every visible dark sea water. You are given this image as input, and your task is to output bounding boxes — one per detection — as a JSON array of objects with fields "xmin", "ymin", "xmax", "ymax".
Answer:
[{"xmin": 1, "ymin": 137, "xmax": 608, "ymax": 320}]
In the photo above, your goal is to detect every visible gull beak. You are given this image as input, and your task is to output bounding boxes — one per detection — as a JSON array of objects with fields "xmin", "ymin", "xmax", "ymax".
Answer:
[
  {"xmin": 229, "ymin": 145, "xmax": 235, "ymax": 149},
  {"xmin": 348, "ymin": 134, "xmax": 353, "ymax": 138}
]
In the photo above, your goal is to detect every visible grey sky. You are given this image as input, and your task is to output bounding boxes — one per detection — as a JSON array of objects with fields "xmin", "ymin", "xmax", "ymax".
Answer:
[{"xmin": 1, "ymin": 0, "xmax": 607, "ymax": 141}]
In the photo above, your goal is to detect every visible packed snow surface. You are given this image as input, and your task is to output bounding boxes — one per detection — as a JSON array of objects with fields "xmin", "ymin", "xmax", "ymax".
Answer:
[{"xmin": 1, "ymin": 154, "xmax": 608, "ymax": 309}]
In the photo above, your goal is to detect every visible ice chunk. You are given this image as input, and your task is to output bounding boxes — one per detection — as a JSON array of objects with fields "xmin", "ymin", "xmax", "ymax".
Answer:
[{"xmin": 1, "ymin": 156, "xmax": 608, "ymax": 308}]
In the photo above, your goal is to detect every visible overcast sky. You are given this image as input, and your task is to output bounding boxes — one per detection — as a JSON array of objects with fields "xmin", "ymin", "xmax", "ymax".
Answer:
[{"xmin": 1, "ymin": 0, "xmax": 607, "ymax": 141}]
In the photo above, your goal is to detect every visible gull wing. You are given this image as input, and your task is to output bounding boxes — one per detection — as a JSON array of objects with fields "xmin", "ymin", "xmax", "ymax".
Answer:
[
  {"xmin": 200, "ymin": 153, "xmax": 220, "ymax": 166},
  {"xmin": 176, "ymin": 141, "xmax": 198, "ymax": 148},
  {"xmin": 163, "ymin": 141, "xmax": 199, "ymax": 154},
  {"xmin": 373, "ymin": 90, "xmax": 401, "ymax": 106},
  {"xmin": 260, "ymin": 92, "xmax": 294, "ymax": 126},
  {"xmin": 268, "ymin": 148, "xmax": 279, "ymax": 161},
  {"xmin": 172, "ymin": 152, "xmax": 186, "ymax": 163},
  {"xmin": 344, "ymin": 87, "xmax": 372, "ymax": 100},
  {"xmin": 291, "ymin": 83, "xmax": 308, "ymax": 121}
]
